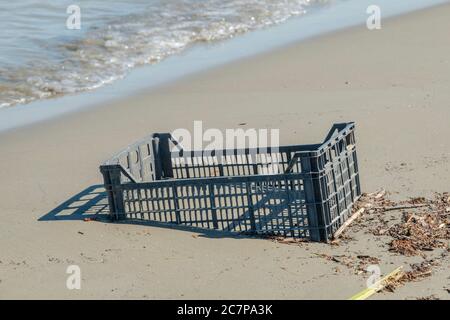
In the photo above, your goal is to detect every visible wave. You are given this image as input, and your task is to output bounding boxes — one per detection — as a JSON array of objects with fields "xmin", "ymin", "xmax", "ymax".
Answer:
[{"xmin": 0, "ymin": 0, "xmax": 333, "ymax": 108}]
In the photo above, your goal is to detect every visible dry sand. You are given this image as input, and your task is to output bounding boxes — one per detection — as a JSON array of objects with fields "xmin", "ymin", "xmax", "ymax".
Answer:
[{"xmin": 0, "ymin": 4, "xmax": 449, "ymax": 299}]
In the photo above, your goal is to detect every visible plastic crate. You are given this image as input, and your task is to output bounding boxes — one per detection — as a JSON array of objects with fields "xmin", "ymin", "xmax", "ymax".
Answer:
[{"xmin": 100, "ymin": 122, "xmax": 361, "ymax": 242}]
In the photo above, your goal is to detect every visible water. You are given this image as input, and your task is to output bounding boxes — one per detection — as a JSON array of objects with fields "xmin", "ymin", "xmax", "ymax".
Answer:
[{"xmin": 0, "ymin": 0, "xmax": 335, "ymax": 109}]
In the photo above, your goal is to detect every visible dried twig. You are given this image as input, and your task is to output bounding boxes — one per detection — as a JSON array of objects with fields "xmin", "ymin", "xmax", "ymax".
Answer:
[
  {"xmin": 372, "ymin": 204, "xmax": 429, "ymax": 212},
  {"xmin": 333, "ymin": 208, "xmax": 365, "ymax": 239}
]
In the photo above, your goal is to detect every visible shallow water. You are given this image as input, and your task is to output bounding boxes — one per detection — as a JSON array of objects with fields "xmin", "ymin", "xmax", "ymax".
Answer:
[{"xmin": 0, "ymin": 0, "xmax": 336, "ymax": 108}]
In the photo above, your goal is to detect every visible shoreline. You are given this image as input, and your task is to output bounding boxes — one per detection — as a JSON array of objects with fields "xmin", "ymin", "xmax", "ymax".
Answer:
[
  {"xmin": 1, "ymin": 0, "xmax": 448, "ymax": 134},
  {"xmin": 0, "ymin": 4, "xmax": 449, "ymax": 299}
]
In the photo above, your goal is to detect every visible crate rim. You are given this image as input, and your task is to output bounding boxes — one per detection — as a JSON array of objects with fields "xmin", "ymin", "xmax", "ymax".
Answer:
[{"xmin": 101, "ymin": 122, "xmax": 356, "ymax": 168}]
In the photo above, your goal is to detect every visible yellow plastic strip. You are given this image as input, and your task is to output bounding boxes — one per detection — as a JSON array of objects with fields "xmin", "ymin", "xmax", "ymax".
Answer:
[{"xmin": 349, "ymin": 266, "xmax": 404, "ymax": 300}]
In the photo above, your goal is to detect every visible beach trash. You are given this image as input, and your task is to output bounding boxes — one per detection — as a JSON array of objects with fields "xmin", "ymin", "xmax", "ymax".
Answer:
[{"xmin": 100, "ymin": 122, "xmax": 361, "ymax": 242}]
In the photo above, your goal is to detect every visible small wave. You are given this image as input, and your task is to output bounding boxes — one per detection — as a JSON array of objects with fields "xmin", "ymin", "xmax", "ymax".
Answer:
[{"xmin": 0, "ymin": 0, "xmax": 332, "ymax": 108}]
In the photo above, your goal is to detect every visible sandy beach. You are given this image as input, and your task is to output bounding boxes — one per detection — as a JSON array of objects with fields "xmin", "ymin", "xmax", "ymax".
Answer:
[{"xmin": 0, "ymin": 4, "xmax": 449, "ymax": 299}]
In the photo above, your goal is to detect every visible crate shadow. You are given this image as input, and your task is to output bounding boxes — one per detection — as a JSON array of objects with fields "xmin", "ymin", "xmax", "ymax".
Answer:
[
  {"xmin": 39, "ymin": 184, "xmax": 110, "ymax": 221},
  {"xmin": 119, "ymin": 219, "xmax": 252, "ymax": 239},
  {"xmin": 39, "ymin": 185, "xmax": 253, "ymax": 240}
]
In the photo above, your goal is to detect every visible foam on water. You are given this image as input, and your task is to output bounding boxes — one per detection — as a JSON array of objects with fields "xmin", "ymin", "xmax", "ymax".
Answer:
[{"xmin": 0, "ymin": 0, "xmax": 334, "ymax": 108}]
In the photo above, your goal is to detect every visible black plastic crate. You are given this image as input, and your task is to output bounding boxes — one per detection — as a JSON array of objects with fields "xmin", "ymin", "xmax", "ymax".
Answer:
[{"xmin": 100, "ymin": 122, "xmax": 361, "ymax": 242}]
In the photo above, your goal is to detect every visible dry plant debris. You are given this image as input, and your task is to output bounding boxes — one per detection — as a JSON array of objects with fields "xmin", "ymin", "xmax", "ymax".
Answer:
[
  {"xmin": 345, "ymin": 191, "xmax": 449, "ymax": 294},
  {"xmin": 264, "ymin": 235, "xmax": 308, "ymax": 245},
  {"xmin": 361, "ymin": 191, "xmax": 449, "ymax": 256},
  {"xmin": 384, "ymin": 260, "xmax": 437, "ymax": 292},
  {"xmin": 315, "ymin": 253, "xmax": 380, "ymax": 275},
  {"xmin": 262, "ymin": 189, "xmax": 449, "ymax": 297}
]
